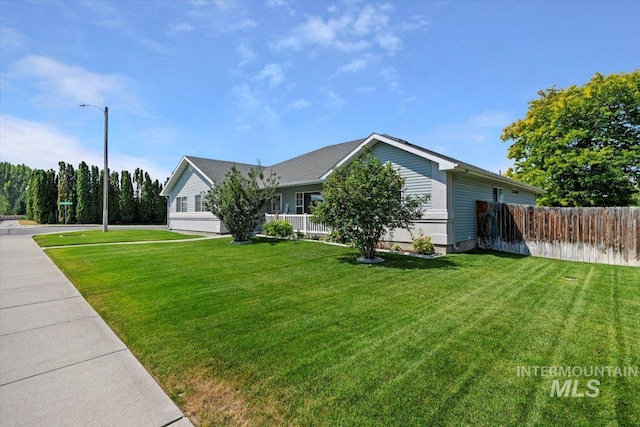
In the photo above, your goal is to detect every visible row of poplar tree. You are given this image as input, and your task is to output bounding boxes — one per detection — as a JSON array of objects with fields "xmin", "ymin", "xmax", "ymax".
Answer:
[{"xmin": 25, "ymin": 161, "xmax": 166, "ymax": 225}]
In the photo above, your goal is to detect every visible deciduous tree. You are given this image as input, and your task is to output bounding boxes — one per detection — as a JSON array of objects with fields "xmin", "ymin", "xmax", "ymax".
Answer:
[
  {"xmin": 312, "ymin": 153, "xmax": 428, "ymax": 261},
  {"xmin": 501, "ymin": 71, "xmax": 640, "ymax": 206},
  {"xmin": 204, "ymin": 165, "xmax": 278, "ymax": 242}
]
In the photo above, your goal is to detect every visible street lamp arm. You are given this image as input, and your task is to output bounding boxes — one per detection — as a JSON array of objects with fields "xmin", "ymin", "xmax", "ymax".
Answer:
[{"xmin": 79, "ymin": 103, "xmax": 105, "ymax": 112}]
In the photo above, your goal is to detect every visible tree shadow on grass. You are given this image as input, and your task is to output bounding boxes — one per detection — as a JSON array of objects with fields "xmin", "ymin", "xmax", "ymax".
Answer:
[
  {"xmin": 337, "ymin": 252, "xmax": 459, "ymax": 270},
  {"xmin": 250, "ymin": 236, "xmax": 292, "ymax": 246},
  {"xmin": 464, "ymin": 248, "xmax": 530, "ymax": 260}
]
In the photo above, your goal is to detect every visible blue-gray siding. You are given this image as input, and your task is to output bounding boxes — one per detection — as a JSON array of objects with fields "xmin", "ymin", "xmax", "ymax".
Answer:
[
  {"xmin": 278, "ymin": 184, "xmax": 324, "ymax": 214},
  {"xmin": 454, "ymin": 175, "xmax": 537, "ymax": 242},
  {"xmin": 371, "ymin": 142, "xmax": 432, "ymax": 209},
  {"xmin": 170, "ymin": 167, "xmax": 211, "ymax": 212}
]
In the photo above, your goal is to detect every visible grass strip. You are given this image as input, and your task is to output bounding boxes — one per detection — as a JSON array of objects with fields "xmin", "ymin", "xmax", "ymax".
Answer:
[
  {"xmin": 34, "ymin": 229, "xmax": 202, "ymax": 247},
  {"xmin": 45, "ymin": 237, "xmax": 640, "ymax": 426}
]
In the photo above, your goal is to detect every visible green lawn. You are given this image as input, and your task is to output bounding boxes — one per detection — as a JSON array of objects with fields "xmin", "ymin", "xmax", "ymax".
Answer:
[
  {"xmin": 34, "ymin": 229, "xmax": 201, "ymax": 247},
  {"xmin": 42, "ymin": 237, "xmax": 639, "ymax": 426}
]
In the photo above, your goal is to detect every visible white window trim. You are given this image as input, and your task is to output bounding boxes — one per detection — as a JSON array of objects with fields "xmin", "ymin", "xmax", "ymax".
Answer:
[{"xmin": 295, "ymin": 191, "xmax": 322, "ymax": 214}]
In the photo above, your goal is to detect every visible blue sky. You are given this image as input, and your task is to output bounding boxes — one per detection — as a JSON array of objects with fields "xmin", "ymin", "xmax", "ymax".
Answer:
[{"xmin": 1, "ymin": 0, "xmax": 638, "ymax": 182}]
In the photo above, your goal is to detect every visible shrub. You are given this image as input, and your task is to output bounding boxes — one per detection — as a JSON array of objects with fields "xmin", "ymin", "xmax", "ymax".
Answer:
[
  {"xmin": 262, "ymin": 219, "xmax": 293, "ymax": 238},
  {"xmin": 322, "ymin": 229, "xmax": 350, "ymax": 244},
  {"xmin": 390, "ymin": 244, "xmax": 403, "ymax": 251},
  {"xmin": 311, "ymin": 152, "xmax": 428, "ymax": 261},
  {"xmin": 411, "ymin": 228, "xmax": 435, "ymax": 254},
  {"xmin": 204, "ymin": 165, "xmax": 278, "ymax": 242}
]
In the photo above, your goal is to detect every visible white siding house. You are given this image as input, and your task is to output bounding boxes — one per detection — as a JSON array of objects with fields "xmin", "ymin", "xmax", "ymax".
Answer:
[{"xmin": 161, "ymin": 133, "xmax": 543, "ymax": 251}]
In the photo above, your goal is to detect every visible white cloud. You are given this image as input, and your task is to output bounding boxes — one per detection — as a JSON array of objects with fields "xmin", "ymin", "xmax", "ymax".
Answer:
[
  {"xmin": 267, "ymin": 0, "xmax": 288, "ymax": 7},
  {"xmin": 227, "ymin": 18, "xmax": 257, "ymax": 31},
  {"xmin": 261, "ymin": 106, "xmax": 280, "ymax": 123},
  {"xmin": 232, "ymin": 82, "xmax": 260, "ymax": 109},
  {"xmin": 324, "ymin": 89, "xmax": 346, "ymax": 110},
  {"xmin": 212, "ymin": 0, "xmax": 238, "ymax": 10},
  {"xmin": 267, "ymin": 0, "xmax": 295, "ymax": 15},
  {"xmin": 287, "ymin": 98, "xmax": 311, "ymax": 110},
  {"xmin": 337, "ymin": 54, "xmax": 376, "ymax": 74},
  {"xmin": 375, "ymin": 33, "xmax": 401, "ymax": 52},
  {"xmin": 167, "ymin": 23, "xmax": 194, "ymax": 35},
  {"xmin": 9, "ymin": 56, "xmax": 142, "ymax": 113},
  {"xmin": 0, "ymin": 26, "xmax": 28, "ymax": 53},
  {"xmin": 236, "ymin": 42, "xmax": 257, "ymax": 68},
  {"xmin": 272, "ymin": 4, "xmax": 413, "ymax": 55},
  {"xmin": 0, "ymin": 115, "xmax": 169, "ymax": 180},
  {"xmin": 253, "ymin": 63, "xmax": 285, "ymax": 88},
  {"xmin": 422, "ymin": 111, "xmax": 513, "ymax": 148},
  {"xmin": 356, "ymin": 86, "xmax": 376, "ymax": 94},
  {"xmin": 379, "ymin": 67, "xmax": 400, "ymax": 90}
]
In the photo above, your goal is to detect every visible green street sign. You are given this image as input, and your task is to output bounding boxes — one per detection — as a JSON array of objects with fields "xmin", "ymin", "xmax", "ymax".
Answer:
[{"xmin": 59, "ymin": 201, "xmax": 73, "ymax": 206}]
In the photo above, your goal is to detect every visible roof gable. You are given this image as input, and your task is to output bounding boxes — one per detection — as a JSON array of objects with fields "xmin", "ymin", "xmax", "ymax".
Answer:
[{"xmin": 269, "ymin": 138, "xmax": 365, "ymax": 185}]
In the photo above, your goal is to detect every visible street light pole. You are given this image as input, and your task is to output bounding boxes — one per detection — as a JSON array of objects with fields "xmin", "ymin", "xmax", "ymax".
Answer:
[{"xmin": 80, "ymin": 104, "xmax": 109, "ymax": 232}]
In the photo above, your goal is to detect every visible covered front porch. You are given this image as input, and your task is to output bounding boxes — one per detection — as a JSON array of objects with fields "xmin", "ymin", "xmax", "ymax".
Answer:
[{"xmin": 264, "ymin": 213, "xmax": 331, "ymax": 235}]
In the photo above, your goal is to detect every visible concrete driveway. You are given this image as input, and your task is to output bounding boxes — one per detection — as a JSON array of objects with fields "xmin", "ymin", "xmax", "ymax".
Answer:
[{"xmin": 0, "ymin": 222, "xmax": 192, "ymax": 426}]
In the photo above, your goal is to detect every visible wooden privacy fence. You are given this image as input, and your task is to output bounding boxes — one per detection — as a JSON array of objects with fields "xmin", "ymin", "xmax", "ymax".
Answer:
[{"xmin": 476, "ymin": 201, "xmax": 640, "ymax": 267}]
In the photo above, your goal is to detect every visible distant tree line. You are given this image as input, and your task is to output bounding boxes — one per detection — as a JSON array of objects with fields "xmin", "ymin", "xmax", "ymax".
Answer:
[
  {"xmin": 0, "ymin": 162, "xmax": 32, "ymax": 215},
  {"xmin": 0, "ymin": 161, "xmax": 166, "ymax": 225}
]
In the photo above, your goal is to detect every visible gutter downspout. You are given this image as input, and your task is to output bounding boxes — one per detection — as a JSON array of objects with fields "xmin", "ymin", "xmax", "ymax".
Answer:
[{"xmin": 165, "ymin": 195, "xmax": 170, "ymax": 230}]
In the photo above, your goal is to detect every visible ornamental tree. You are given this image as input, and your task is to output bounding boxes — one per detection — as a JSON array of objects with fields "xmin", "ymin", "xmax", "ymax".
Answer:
[
  {"xmin": 312, "ymin": 153, "xmax": 428, "ymax": 261},
  {"xmin": 204, "ymin": 164, "xmax": 278, "ymax": 243},
  {"xmin": 501, "ymin": 71, "xmax": 640, "ymax": 206}
]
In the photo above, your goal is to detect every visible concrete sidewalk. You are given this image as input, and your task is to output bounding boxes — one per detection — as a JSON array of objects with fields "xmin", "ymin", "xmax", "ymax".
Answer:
[{"xmin": 0, "ymin": 231, "xmax": 193, "ymax": 426}]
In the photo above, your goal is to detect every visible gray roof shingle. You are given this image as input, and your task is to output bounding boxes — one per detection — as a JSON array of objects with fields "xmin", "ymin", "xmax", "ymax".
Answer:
[
  {"xmin": 185, "ymin": 156, "xmax": 258, "ymax": 184},
  {"xmin": 185, "ymin": 138, "xmax": 365, "ymax": 186},
  {"xmin": 268, "ymin": 138, "xmax": 365, "ymax": 184}
]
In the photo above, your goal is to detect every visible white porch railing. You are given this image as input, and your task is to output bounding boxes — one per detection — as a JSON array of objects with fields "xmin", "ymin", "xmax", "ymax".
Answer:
[{"xmin": 264, "ymin": 213, "xmax": 331, "ymax": 235}]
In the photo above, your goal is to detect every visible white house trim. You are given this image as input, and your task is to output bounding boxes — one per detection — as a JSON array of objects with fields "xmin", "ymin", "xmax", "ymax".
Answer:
[
  {"xmin": 161, "ymin": 156, "xmax": 213, "ymax": 197},
  {"xmin": 322, "ymin": 133, "xmax": 458, "ymax": 179}
]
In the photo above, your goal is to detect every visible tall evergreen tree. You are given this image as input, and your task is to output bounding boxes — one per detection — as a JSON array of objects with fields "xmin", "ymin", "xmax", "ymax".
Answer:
[
  {"xmin": 47, "ymin": 169, "xmax": 58, "ymax": 224},
  {"xmin": 153, "ymin": 180, "xmax": 166, "ymax": 224},
  {"xmin": 140, "ymin": 172, "xmax": 153, "ymax": 223},
  {"xmin": 57, "ymin": 161, "xmax": 67, "ymax": 223},
  {"xmin": 27, "ymin": 169, "xmax": 58, "ymax": 224},
  {"xmin": 0, "ymin": 163, "xmax": 32, "ymax": 215},
  {"xmin": 120, "ymin": 170, "xmax": 135, "ymax": 224},
  {"xmin": 66, "ymin": 163, "xmax": 77, "ymax": 223},
  {"xmin": 133, "ymin": 167, "xmax": 144, "ymax": 222},
  {"xmin": 76, "ymin": 162, "xmax": 91, "ymax": 223},
  {"xmin": 57, "ymin": 162, "xmax": 76, "ymax": 223},
  {"xmin": 109, "ymin": 171, "xmax": 121, "ymax": 224},
  {"xmin": 90, "ymin": 165, "xmax": 101, "ymax": 223}
]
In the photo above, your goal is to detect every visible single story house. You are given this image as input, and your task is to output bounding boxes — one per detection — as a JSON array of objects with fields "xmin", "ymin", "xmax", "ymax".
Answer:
[{"xmin": 161, "ymin": 133, "xmax": 543, "ymax": 252}]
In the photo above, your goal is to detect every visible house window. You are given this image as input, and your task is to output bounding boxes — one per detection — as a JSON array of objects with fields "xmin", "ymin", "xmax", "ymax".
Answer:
[
  {"xmin": 195, "ymin": 194, "xmax": 203, "ymax": 212},
  {"xmin": 176, "ymin": 196, "xmax": 187, "ymax": 212},
  {"xmin": 493, "ymin": 187, "xmax": 503, "ymax": 203},
  {"xmin": 512, "ymin": 189, "xmax": 519, "ymax": 195},
  {"xmin": 295, "ymin": 191, "xmax": 322, "ymax": 214},
  {"xmin": 271, "ymin": 194, "xmax": 282, "ymax": 214},
  {"xmin": 295, "ymin": 192, "xmax": 303, "ymax": 214}
]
